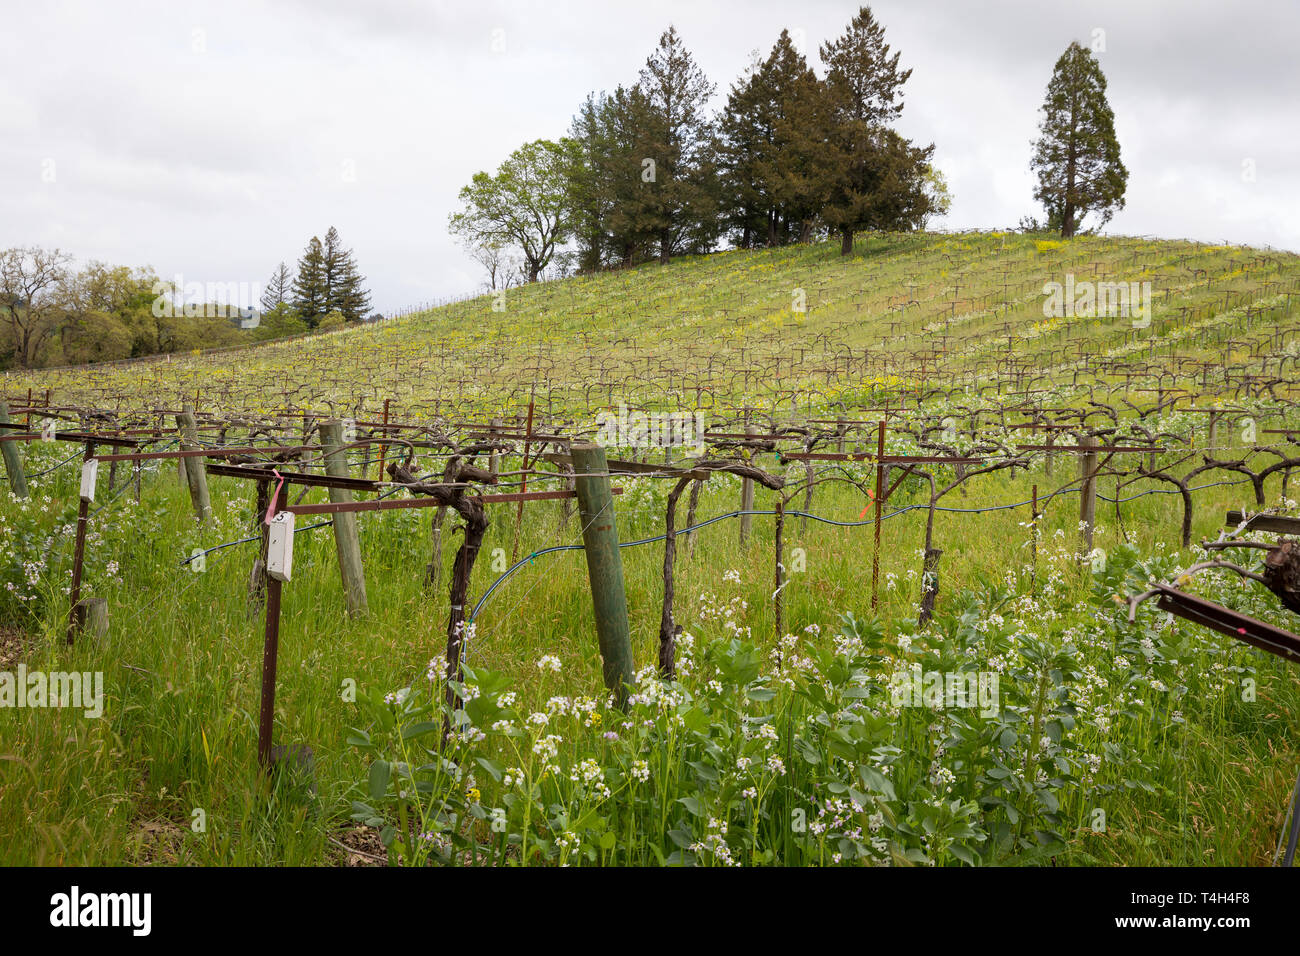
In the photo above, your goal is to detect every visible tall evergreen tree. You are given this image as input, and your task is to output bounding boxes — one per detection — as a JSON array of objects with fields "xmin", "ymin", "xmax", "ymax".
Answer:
[
  {"xmin": 260, "ymin": 261, "xmax": 292, "ymax": 313},
  {"xmin": 568, "ymin": 93, "xmax": 619, "ymax": 272},
  {"xmin": 331, "ymin": 251, "xmax": 372, "ymax": 323},
  {"xmin": 321, "ymin": 226, "xmax": 372, "ymax": 321},
  {"xmin": 715, "ymin": 56, "xmax": 771, "ymax": 249},
  {"xmin": 636, "ymin": 26, "xmax": 719, "ymax": 264},
  {"xmin": 292, "ymin": 236, "xmax": 328, "ymax": 326},
  {"xmin": 1030, "ymin": 41, "xmax": 1128, "ymax": 238},
  {"xmin": 759, "ymin": 31, "xmax": 833, "ymax": 245},
  {"xmin": 820, "ymin": 6, "xmax": 924, "ymax": 254},
  {"xmin": 717, "ymin": 33, "xmax": 832, "ymax": 249},
  {"xmin": 567, "ymin": 89, "xmax": 660, "ymax": 270}
]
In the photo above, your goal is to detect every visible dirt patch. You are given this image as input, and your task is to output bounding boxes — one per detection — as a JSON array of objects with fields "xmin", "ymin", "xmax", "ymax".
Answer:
[
  {"xmin": 329, "ymin": 825, "xmax": 388, "ymax": 867},
  {"xmin": 130, "ymin": 817, "xmax": 189, "ymax": 865},
  {"xmin": 0, "ymin": 626, "xmax": 30, "ymax": 669}
]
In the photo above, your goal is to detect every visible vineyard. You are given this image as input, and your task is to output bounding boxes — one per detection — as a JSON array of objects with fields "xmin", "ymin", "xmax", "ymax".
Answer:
[{"xmin": 2, "ymin": 230, "xmax": 1299, "ymax": 867}]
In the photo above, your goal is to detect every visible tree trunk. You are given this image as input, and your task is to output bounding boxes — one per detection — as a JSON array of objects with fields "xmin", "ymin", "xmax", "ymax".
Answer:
[{"xmin": 840, "ymin": 227, "xmax": 853, "ymax": 255}]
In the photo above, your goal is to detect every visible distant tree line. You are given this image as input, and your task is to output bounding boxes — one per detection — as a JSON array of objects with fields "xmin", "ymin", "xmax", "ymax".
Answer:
[
  {"xmin": 0, "ymin": 226, "xmax": 374, "ymax": 370},
  {"xmin": 451, "ymin": 5, "xmax": 1127, "ymax": 285},
  {"xmin": 261, "ymin": 225, "xmax": 374, "ymax": 331},
  {"xmin": 450, "ymin": 7, "xmax": 949, "ymax": 284}
]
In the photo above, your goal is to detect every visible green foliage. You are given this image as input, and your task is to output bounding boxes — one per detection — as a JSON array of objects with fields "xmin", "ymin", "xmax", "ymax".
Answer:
[
  {"xmin": 632, "ymin": 26, "xmax": 720, "ymax": 263},
  {"xmin": 715, "ymin": 29, "xmax": 833, "ymax": 248},
  {"xmin": 321, "ymin": 227, "xmax": 372, "ymax": 323},
  {"xmin": 450, "ymin": 139, "xmax": 576, "ymax": 283},
  {"xmin": 260, "ymin": 262, "xmax": 293, "ymax": 313},
  {"xmin": 1031, "ymin": 41, "xmax": 1128, "ymax": 238},
  {"xmin": 293, "ymin": 236, "xmax": 329, "ymax": 326},
  {"xmin": 818, "ymin": 6, "xmax": 937, "ymax": 251}
]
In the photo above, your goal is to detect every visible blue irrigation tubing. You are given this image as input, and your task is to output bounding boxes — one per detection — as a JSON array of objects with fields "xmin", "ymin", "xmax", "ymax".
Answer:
[
  {"xmin": 22, "ymin": 447, "xmax": 84, "ymax": 480},
  {"xmin": 178, "ymin": 468, "xmax": 439, "ymax": 566},
  {"xmin": 464, "ymin": 475, "xmax": 1260, "ymax": 624},
  {"xmin": 25, "ymin": 436, "xmax": 182, "ymax": 482},
  {"xmin": 179, "ymin": 520, "xmax": 336, "ymax": 565},
  {"xmin": 171, "ymin": 469, "xmax": 1260, "ymax": 588},
  {"xmin": 471, "ymin": 503, "xmax": 948, "ymax": 623}
]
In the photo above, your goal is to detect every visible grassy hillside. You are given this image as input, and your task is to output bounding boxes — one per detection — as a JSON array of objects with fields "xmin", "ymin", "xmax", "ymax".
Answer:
[
  {"xmin": 2, "ymin": 231, "xmax": 1298, "ymax": 867},
  {"xmin": 10, "ymin": 231, "xmax": 1299, "ymax": 419}
]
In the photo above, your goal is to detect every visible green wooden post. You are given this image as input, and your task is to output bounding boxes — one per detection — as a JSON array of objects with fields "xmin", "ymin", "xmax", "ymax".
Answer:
[
  {"xmin": 176, "ymin": 406, "xmax": 211, "ymax": 522},
  {"xmin": 0, "ymin": 401, "xmax": 28, "ymax": 498},
  {"xmin": 571, "ymin": 443, "xmax": 634, "ymax": 703},
  {"xmin": 1079, "ymin": 435, "xmax": 1098, "ymax": 553},
  {"xmin": 320, "ymin": 420, "xmax": 368, "ymax": 618}
]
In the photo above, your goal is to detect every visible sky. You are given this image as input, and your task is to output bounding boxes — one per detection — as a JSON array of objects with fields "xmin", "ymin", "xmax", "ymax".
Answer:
[{"xmin": 2, "ymin": 0, "xmax": 1296, "ymax": 313}]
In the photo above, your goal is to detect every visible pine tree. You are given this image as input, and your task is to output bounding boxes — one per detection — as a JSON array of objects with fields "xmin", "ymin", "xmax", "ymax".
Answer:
[
  {"xmin": 1030, "ymin": 41, "xmax": 1128, "ymax": 238},
  {"xmin": 758, "ymin": 30, "xmax": 833, "ymax": 245},
  {"xmin": 321, "ymin": 226, "xmax": 344, "ymax": 311},
  {"xmin": 320, "ymin": 226, "xmax": 371, "ymax": 321},
  {"xmin": 820, "ymin": 6, "xmax": 923, "ymax": 254},
  {"xmin": 292, "ymin": 237, "xmax": 328, "ymax": 327},
  {"xmin": 567, "ymin": 86, "xmax": 661, "ymax": 269},
  {"xmin": 715, "ymin": 52, "xmax": 775, "ymax": 248},
  {"xmin": 636, "ymin": 26, "xmax": 719, "ymax": 264},
  {"xmin": 331, "ymin": 251, "xmax": 372, "ymax": 323},
  {"xmin": 605, "ymin": 85, "xmax": 664, "ymax": 264},
  {"xmin": 260, "ymin": 262, "xmax": 292, "ymax": 313}
]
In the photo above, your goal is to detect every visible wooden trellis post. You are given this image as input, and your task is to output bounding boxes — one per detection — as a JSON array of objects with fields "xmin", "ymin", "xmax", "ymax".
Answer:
[
  {"xmin": 0, "ymin": 402, "xmax": 28, "ymax": 498},
  {"xmin": 176, "ymin": 406, "xmax": 211, "ymax": 522},
  {"xmin": 1030, "ymin": 484, "xmax": 1039, "ymax": 593},
  {"xmin": 570, "ymin": 443, "xmax": 634, "ymax": 703},
  {"xmin": 1079, "ymin": 436, "xmax": 1099, "ymax": 553},
  {"xmin": 320, "ymin": 420, "xmax": 368, "ymax": 618},
  {"xmin": 872, "ymin": 421, "xmax": 886, "ymax": 609}
]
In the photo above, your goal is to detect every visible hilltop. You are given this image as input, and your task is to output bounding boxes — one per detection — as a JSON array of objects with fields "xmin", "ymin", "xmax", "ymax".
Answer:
[{"xmin": 9, "ymin": 231, "xmax": 1299, "ymax": 420}]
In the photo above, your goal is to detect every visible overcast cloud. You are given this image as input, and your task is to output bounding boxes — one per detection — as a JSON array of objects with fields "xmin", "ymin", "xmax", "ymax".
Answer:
[{"xmin": 1, "ymin": 0, "xmax": 1296, "ymax": 312}]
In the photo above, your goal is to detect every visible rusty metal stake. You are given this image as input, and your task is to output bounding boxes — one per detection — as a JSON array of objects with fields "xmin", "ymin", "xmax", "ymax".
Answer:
[
  {"xmin": 257, "ymin": 481, "xmax": 288, "ymax": 769},
  {"xmin": 67, "ymin": 440, "xmax": 95, "ymax": 644},
  {"xmin": 871, "ymin": 420, "xmax": 885, "ymax": 611}
]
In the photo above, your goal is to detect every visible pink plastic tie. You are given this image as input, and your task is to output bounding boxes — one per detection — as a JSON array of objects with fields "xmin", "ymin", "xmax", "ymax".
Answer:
[{"xmin": 264, "ymin": 469, "xmax": 285, "ymax": 525}]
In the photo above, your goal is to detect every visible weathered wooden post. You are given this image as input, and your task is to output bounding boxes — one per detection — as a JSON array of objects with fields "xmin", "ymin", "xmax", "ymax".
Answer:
[
  {"xmin": 488, "ymin": 418, "xmax": 502, "ymax": 479},
  {"xmin": 74, "ymin": 597, "xmax": 109, "ymax": 640},
  {"xmin": 739, "ymin": 417, "xmax": 756, "ymax": 545},
  {"xmin": 0, "ymin": 401, "xmax": 28, "ymax": 498},
  {"xmin": 176, "ymin": 406, "xmax": 211, "ymax": 522},
  {"xmin": 1079, "ymin": 435, "xmax": 1098, "ymax": 553},
  {"xmin": 374, "ymin": 398, "xmax": 392, "ymax": 482},
  {"xmin": 570, "ymin": 443, "xmax": 634, "ymax": 703},
  {"xmin": 871, "ymin": 420, "xmax": 886, "ymax": 610},
  {"xmin": 249, "ymin": 478, "xmax": 271, "ymax": 606},
  {"xmin": 320, "ymin": 420, "xmax": 368, "ymax": 618}
]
